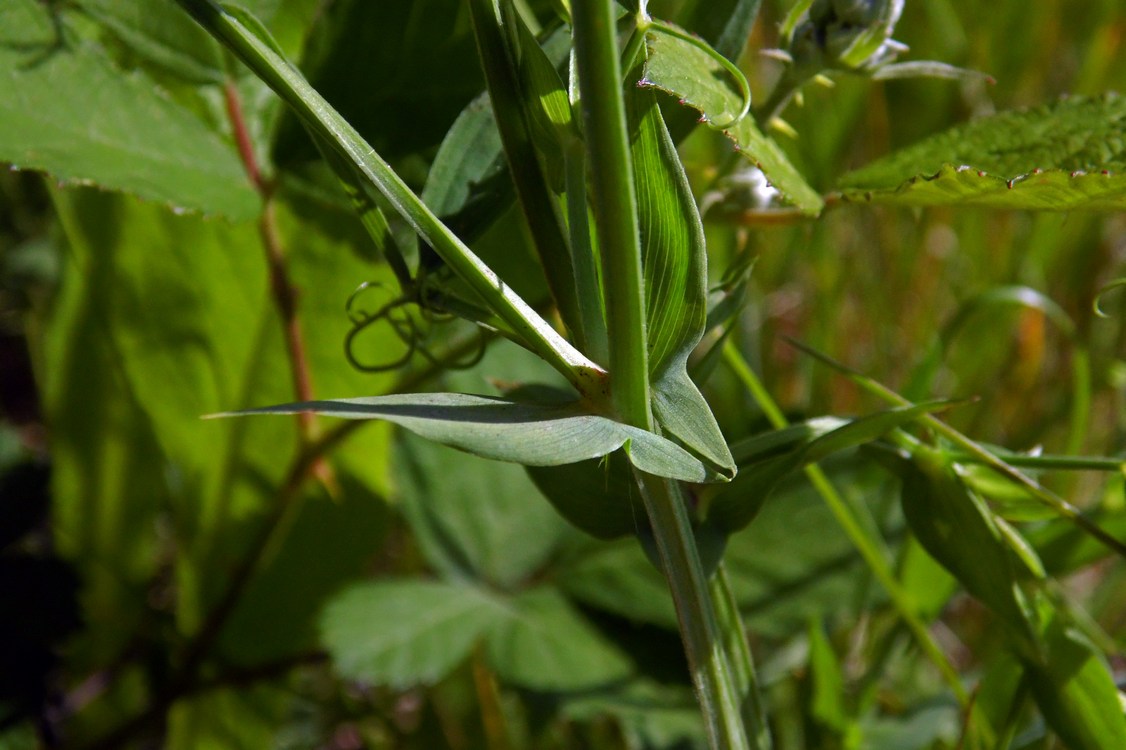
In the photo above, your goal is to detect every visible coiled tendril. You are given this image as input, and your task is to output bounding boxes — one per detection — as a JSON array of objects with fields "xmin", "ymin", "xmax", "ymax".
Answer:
[{"xmin": 344, "ymin": 279, "xmax": 487, "ymax": 374}]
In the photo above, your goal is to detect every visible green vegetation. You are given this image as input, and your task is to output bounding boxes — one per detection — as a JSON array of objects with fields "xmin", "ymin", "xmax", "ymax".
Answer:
[{"xmin": 1, "ymin": 0, "xmax": 1125, "ymax": 748}]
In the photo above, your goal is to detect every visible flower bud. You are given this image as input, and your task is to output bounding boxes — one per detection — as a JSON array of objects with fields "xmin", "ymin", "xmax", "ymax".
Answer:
[{"xmin": 785, "ymin": 0, "xmax": 906, "ymax": 74}]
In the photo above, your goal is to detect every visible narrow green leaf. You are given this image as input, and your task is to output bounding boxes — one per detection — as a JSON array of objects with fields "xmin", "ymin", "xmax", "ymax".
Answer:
[
  {"xmin": 467, "ymin": 0, "xmax": 583, "ymax": 342},
  {"xmin": 802, "ymin": 401, "xmax": 958, "ymax": 464},
  {"xmin": 320, "ymin": 580, "xmax": 507, "ymax": 688},
  {"xmin": 216, "ymin": 392, "xmax": 716, "ymax": 482},
  {"xmin": 839, "ymin": 94, "xmax": 1126, "ymax": 211},
  {"xmin": 626, "ymin": 73, "xmax": 734, "ymax": 476},
  {"xmin": 641, "ymin": 25, "xmax": 823, "ymax": 215},
  {"xmin": 808, "ymin": 621, "xmax": 848, "ymax": 732},
  {"xmin": 421, "ymin": 92, "xmax": 505, "ymax": 219},
  {"xmin": 0, "ymin": 0, "xmax": 259, "ymax": 220},
  {"xmin": 174, "ymin": 0, "xmax": 605, "ymax": 393},
  {"xmin": 707, "ymin": 403, "xmax": 952, "ymax": 532},
  {"xmin": 960, "ymin": 464, "xmax": 1057, "ymax": 522},
  {"xmin": 1025, "ymin": 617, "xmax": 1126, "ymax": 750},
  {"xmin": 627, "ymin": 78, "xmax": 707, "ymax": 379},
  {"xmin": 728, "ymin": 417, "xmax": 848, "ymax": 467},
  {"xmin": 901, "ymin": 446, "xmax": 1037, "ymax": 640},
  {"xmin": 485, "ymin": 587, "xmax": 632, "ymax": 691}
]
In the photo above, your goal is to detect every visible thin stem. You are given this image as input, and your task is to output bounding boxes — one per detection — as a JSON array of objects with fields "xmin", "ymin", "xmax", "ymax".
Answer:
[
  {"xmin": 571, "ymin": 0, "xmax": 650, "ymax": 424},
  {"xmin": 472, "ymin": 645, "xmax": 511, "ymax": 750},
  {"xmin": 722, "ymin": 341, "xmax": 971, "ymax": 706},
  {"xmin": 636, "ymin": 472, "xmax": 752, "ymax": 750},
  {"xmin": 712, "ymin": 564, "xmax": 772, "ymax": 749},
  {"xmin": 571, "ymin": 3, "xmax": 748, "ymax": 745},
  {"xmin": 222, "ymin": 79, "xmax": 334, "ymax": 488},
  {"xmin": 786, "ymin": 337, "xmax": 1126, "ymax": 559},
  {"xmin": 945, "ymin": 452, "xmax": 1124, "ymax": 472}
]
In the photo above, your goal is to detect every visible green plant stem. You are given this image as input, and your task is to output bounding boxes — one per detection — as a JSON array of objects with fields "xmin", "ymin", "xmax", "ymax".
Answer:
[
  {"xmin": 570, "ymin": 3, "xmax": 748, "ymax": 745},
  {"xmin": 786, "ymin": 337, "xmax": 1126, "ymax": 559},
  {"xmin": 174, "ymin": 0, "xmax": 605, "ymax": 396},
  {"xmin": 571, "ymin": 0, "xmax": 649, "ymax": 424},
  {"xmin": 712, "ymin": 564, "xmax": 772, "ymax": 749},
  {"xmin": 947, "ymin": 452, "xmax": 1124, "ymax": 471},
  {"xmin": 636, "ymin": 471, "xmax": 752, "ymax": 750},
  {"xmin": 722, "ymin": 341, "xmax": 970, "ymax": 706}
]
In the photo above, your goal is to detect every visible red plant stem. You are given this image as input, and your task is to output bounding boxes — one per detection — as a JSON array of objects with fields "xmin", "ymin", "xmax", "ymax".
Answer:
[{"xmin": 223, "ymin": 81, "xmax": 327, "ymax": 476}]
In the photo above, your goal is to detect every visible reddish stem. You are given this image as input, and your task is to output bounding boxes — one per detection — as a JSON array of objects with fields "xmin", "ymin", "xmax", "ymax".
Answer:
[{"xmin": 223, "ymin": 80, "xmax": 333, "ymax": 487}]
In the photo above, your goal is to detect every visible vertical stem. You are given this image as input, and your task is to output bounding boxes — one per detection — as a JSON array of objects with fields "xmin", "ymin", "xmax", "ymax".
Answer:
[
  {"xmin": 222, "ymin": 80, "xmax": 333, "ymax": 487},
  {"xmin": 571, "ymin": 3, "xmax": 748, "ymax": 745},
  {"xmin": 636, "ymin": 472, "xmax": 751, "ymax": 750},
  {"xmin": 570, "ymin": 0, "xmax": 649, "ymax": 425},
  {"xmin": 472, "ymin": 646, "xmax": 511, "ymax": 750},
  {"xmin": 712, "ymin": 564, "xmax": 773, "ymax": 749}
]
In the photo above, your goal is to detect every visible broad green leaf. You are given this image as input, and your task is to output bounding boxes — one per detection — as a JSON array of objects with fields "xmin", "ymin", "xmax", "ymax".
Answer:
[
  {"xmin": 1024, "ymin": 617, "xmax": 1126, "ymax": 750},
  {"xmin": 641, "ymin": 25, "xmax": 823, "ymax": 215},
  {"xmin": 76, "ymin": 0, "xmax": 224, "ymax": 83},
  {"xmin": 395, "ymin": 432, "xmax": 570, "ymax": 588},
  {"xmin": 627, "ymin": 69, "xmax": 734, "ymax": 476},
  {"xmin": 49, "ymin": 187, "xmax": 397, "ymax": 660},
  {"xmin": 221, "ymin": 391, "xmax": 716, "ymax": 482},
  {"xmin": 76, "ymin": 0, "xmax": 320, "ymax": 82},
  {"xmin": 485, "ymin": 587, "xmax": 632, "ymax": 691},
  {"xmin": 41, "ymin": 251, "xmax": 168, "ymax": 663},
  {"xmin": 900, "ymin": 446, "xmax": 1036, "ymax": 640},
  {"xmin": 559, "ymin": 538, "xmax": 679, "ymax": 629},
  {"xmin": 839, "ymin": 94, "xmax": 1126, "ymax": 211},
  {"xmin": 0, "ymin": 0, "xmax": 259, "ymax": 220},
  {"xmin": 320, "ymin": 580, "xmax": 508, "ymax": 688},
  {"xmin": 563, "ymin": 681, "xmax": 706, "ymax": 749},
  {"xmin": 216, "ymin": 475, "xmax": 389, "ymax": 665},
  {"xmin": 856, "ymin": 701, "xmax": 960, "ymax": 750},
  {"xmin": 525, "ymin": 452, "xmax": 644, "ymax": 540},
  {"xmin": 270, "ymin": 0, "xmax": 485, "ymax": 165}
]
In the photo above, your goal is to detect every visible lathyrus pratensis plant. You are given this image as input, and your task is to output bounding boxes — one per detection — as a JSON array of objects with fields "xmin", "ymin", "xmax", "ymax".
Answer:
[
  {"xmin": 175, "ymin": 0, "xmax": 1126, "ymax": 743},
  {"xmin": 41, "ymin": 0, "xmax": 1126, "ymax": 746}
]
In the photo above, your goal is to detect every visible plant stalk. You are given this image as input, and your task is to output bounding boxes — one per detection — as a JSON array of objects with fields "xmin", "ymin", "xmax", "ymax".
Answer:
[
  {"xmin": 570, "ymin": 0, "xmax": 649, "ymax": 424},
  {"xmin": 636, "ymin": 471, "xmax": 752, "ymax": 750},
  {"xmin": 571, "ymin": 1, "xmax": 749, "ymax": 745}
]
